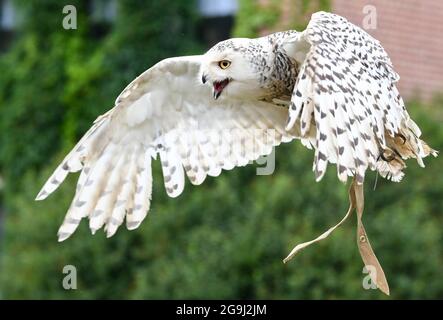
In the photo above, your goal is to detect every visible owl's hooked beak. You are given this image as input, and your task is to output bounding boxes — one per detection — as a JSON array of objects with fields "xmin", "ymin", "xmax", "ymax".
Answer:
[
  {"xmin": 212, "ymin": 78, "xmax": 230, "ymax": 100},
  {"xmin": 201, "ymin": 72, "xmax": 230, "ymax": 99}
]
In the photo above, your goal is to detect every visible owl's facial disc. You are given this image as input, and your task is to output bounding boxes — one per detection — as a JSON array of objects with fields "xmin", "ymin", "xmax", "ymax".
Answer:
[{"xmin": 212, "ymin": 78, "xmax": 230, "ymax": 100}]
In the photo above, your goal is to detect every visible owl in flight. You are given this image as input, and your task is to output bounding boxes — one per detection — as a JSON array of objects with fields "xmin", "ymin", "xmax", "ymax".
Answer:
[{"xmin": 37, "ymin": 12, "xmax": 436, "ymax": 243}]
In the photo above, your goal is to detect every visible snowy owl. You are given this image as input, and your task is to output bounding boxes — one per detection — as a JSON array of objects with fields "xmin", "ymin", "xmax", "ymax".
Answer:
[{"xmin": 36, "ymin": 12, "xmax": 436, "ymax": 293}]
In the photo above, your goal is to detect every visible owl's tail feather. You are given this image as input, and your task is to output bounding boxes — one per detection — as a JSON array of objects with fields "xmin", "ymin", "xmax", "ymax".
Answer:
[{"xmin": 376, "ymin": 118, "xmax": 438, "ymax": 182}]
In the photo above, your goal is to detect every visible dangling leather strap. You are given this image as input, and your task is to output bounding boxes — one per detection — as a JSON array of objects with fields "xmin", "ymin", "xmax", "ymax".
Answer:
[
  {"xmin": 353, "ymin": 182, "xmax": 390, "ymax": 295},
  {"xmin": 283, "ymin": 178, "xmax": 390, "ymax": 295}
]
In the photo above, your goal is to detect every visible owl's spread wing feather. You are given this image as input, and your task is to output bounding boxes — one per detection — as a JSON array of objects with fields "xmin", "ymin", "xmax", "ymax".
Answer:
[
  {"xmin": 36, "ymin": 56, "xmax": 296, "ymax": 241},
  {"xmin": 284, "ymin": 12, "xmax": 437, "ymax": 184}
]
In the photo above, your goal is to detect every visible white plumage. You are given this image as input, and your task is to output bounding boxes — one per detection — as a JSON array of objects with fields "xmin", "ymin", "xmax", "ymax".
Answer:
[{"xmin": 36, "ymin": 12, "xmax": 436, "ymax": 247}]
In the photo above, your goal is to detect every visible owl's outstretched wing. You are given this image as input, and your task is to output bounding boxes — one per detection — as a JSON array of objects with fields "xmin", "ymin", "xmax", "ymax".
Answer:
[
  {"xmin": 284, "ymin": 11, "xmax": 437, "ymax": 184},
  {"xmin": 36, "ymin": 56, "xmax": 296, "ymax": 241}
]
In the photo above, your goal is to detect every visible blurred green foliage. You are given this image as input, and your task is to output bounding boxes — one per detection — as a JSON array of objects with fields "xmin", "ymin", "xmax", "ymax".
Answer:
[
  {"xmin": 0, "ymin": 0, "xmax": 442, "ymax": 299},
  {"xmin": 234, "ymin": 0, "xmax": 331, "ymax": 36}
]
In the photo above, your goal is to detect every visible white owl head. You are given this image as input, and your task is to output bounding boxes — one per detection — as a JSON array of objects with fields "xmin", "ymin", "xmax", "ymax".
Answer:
[{"xmin": 200, "ymin": 38, "xmax": 269, "ymax": 100}]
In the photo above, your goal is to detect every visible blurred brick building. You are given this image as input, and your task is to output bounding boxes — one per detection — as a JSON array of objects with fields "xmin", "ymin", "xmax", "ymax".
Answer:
[
  {"xmin": 253, "ymin": 0, "xmax": 443, "ymax": 102},
  {"xmin": 332, "ymin": 0, "xmax": 443, "ymax": 101}
]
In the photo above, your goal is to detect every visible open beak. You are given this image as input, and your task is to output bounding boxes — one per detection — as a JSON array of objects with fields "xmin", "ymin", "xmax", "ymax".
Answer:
[{"xmin": 212, "ymin": 79, "xmax": 230, "ymax": 100}]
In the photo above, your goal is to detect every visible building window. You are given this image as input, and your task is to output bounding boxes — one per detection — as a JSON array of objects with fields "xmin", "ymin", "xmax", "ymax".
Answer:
[
  {"xmin": 198, "ymin": 0, "xmax": 238, "ymax": 18},
  {"xmin": 88, "ymin": 0, "xmax": 117, "ymax": 38},
  {"xmin": 0, "ymin": 0, "xmax": 15, "ymax": 30},
  {"xmin": 0, "ymin": 0, "xmax": 17, "ymax": 52},
  {"xmin": 198, "ymin": 0, "xmax": 238, "ymax": 48},
  {"xmin": 90, "ymin": 0, "xmax": 117, "ymax": 23}
]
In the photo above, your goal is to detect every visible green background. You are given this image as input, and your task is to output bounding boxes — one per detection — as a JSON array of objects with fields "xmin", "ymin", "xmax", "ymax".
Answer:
[{"xmin": 0, "ymin": 0, "xmax": 442, "ymax": 299}]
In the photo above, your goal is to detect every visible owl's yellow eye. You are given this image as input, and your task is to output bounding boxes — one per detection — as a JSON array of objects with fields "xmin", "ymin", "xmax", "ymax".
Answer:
[{"xmin": 218, "ymin": 60, "xmax": 231, "ymax": 69}]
